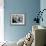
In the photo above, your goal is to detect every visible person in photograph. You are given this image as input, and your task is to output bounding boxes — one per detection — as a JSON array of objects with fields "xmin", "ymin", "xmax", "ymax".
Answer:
[
  {"xmin": 12, "ymin": 16, "xmax": 17, "ymax": 23},
  {"xmin": 18, "ymin": 16, "xmax": 23, "ymax": 23}
]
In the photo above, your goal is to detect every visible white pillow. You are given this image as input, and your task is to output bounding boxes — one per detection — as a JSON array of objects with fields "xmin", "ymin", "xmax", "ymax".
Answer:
[{"xmin": 17, "ymin": 37, "xmax": 25, "ymax": 46}]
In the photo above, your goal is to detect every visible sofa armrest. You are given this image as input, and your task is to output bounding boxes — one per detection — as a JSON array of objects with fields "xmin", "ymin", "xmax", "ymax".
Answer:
[{"xmin": 35, "ymin": 29, "xmax": 45, "ymax": 46}]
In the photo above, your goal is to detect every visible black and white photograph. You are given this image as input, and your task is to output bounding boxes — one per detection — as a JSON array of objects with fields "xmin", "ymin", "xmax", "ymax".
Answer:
[{"xmin": 11, "ymin": 14, "xmax": 25, "ymax": 25}]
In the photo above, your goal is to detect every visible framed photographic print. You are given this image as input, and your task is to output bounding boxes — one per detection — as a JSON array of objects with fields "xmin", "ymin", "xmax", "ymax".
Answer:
[{"xmin": 11, "ymin": 14, "xmax": 25, "ymax": 25}]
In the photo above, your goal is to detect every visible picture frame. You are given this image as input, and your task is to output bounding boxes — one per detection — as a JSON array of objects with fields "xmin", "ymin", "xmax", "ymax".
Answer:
[{"xmin": 11, "ymin": 14, "xmax": 25, "ymax": 25}]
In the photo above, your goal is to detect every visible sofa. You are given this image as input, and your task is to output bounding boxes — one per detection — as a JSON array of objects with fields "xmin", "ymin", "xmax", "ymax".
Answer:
[
  {"xmin": 32, "ymin": 25, "xmax": 46, "ymax": 46},
  {"xmin": 17, "ymin": 25, "xmax": 46, "ymax": 46},
  {"xmin": 1, "ymin": 25, "xmax": 46, "ymax": 46}
]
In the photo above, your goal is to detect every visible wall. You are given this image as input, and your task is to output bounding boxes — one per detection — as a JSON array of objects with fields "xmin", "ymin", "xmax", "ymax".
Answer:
[
  {"xmin": 4, "ymin": 0, "xmax": 40, "ymax": 42},
  {"xmin": 0, "ymin": 0, "xmax": 4, "ymax": 42},
  {"xmin": 40, "ymin": 0, "xmax": 46, "ymax": 27},
  {"xmin": 40, "ymin": 0, "xmax": 46, "ymax": 45}
]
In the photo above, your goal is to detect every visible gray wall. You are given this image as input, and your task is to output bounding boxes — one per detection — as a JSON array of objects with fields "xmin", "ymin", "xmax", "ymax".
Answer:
[{"xmin": 4, "ymin": 0, "xmax": 40, "ymax": 42}]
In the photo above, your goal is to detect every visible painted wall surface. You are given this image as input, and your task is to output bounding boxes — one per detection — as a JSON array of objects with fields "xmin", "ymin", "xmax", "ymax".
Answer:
[
  {"xmin": 40, "ymin": 0, "xmax": 46, "ymax": 27},
  {"xmin": 4, "ymin": 0, "xmax": 40, "ymax": 42},
  {"xmin": 0, "ymin": 0, "xmax": 4, "ymax": 42},
  {"xmin": 40, "ymin": 0, "xmax": 46, "ymax": 44}
]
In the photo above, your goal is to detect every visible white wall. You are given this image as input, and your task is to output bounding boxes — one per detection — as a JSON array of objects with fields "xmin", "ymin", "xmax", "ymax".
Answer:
[{"xmin": 0, "ymin": 0, "xmax": 4, "ymax": 42}]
